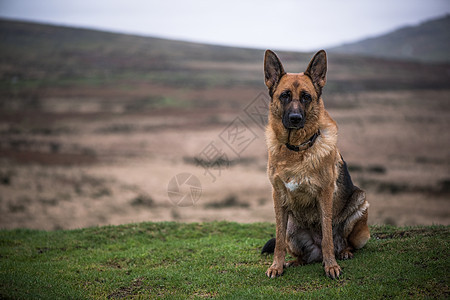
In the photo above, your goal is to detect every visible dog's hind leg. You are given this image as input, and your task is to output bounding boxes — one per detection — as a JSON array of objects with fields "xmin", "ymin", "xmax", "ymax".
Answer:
[
  {"xmin": 285, "ymin": 214, "xmax": 322, "ymax": 266},
  {"xmin": 284, "ymin": 214, "xmax": 304, "ymax": 267},
  {"xmin": 348, "ymin": 209, "xmax": 370, "ymax": 250},
  {"xmin": 340, "ymin": 189, "xmax": 370, "ymax": 259}
]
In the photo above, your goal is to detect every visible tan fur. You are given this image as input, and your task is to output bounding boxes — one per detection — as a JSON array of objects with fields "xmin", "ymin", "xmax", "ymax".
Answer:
[{"xmin": 264, "ymin": 50, "xmax": 370, "ymax": 279}]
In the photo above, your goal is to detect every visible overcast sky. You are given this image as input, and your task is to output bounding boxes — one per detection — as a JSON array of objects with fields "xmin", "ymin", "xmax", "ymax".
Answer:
[{"xmin": 0, "ymin": 0, "xmax": 449, "ymax": 51}]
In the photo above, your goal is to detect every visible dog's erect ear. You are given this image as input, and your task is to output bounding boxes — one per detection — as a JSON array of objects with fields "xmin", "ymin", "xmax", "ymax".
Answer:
[
  {"xmin": 304, "ymin": 50, "xmax": 327, "ymax": 89},
  {"xmin": 264, "ymin": 50, "xmax": 285, "ymax": 92}
]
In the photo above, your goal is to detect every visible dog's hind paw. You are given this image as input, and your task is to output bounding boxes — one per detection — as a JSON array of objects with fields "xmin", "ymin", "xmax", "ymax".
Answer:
[
  {"xmin": 284, "ymin": 258, "xmax": 304, "ymax": 268},
  {"xmin": 339, "ymin": 248, "xmax": 354, "ymax": 260}
]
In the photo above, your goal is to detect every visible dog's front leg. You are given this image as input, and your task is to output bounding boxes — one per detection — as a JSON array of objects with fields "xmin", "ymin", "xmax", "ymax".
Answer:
[
  {"xmin": 266, "ymin": 176, "xmax": 288, "ymax": 278},
  {"xmin": 319, "ymin": 185, "xmax": 341, "ymax": 279}
]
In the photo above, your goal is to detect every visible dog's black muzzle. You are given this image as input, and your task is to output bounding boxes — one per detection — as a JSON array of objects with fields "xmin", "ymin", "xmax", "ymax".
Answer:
[{"xmin": 283, "ymin": 111, "xmax": 305, "ymax": 129}]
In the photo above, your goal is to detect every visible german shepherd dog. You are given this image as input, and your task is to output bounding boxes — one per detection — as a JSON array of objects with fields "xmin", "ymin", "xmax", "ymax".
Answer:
[{"xmin": 262, "ymin": 50, "xmax": 370, "ymax": 279}]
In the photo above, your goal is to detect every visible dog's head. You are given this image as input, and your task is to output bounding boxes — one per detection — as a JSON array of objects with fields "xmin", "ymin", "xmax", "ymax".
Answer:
[{"xmin": 264, "ymin": 50, "xmax": 327, "ymax": 130}]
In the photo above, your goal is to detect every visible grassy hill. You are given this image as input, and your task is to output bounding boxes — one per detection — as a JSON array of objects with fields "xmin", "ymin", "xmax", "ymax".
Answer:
[
  {"xmin": 330, "ymin": 15, "xmax": 450, "ymax": 63},
  {"xmin": 0, "ymin": 222, "xmax": 448, "ymax": 299}
]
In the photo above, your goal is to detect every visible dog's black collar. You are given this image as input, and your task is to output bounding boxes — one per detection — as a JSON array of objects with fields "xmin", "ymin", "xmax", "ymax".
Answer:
[{"xmin": 285, "ymin": 129, "xmax": 321, "ymax": 152}]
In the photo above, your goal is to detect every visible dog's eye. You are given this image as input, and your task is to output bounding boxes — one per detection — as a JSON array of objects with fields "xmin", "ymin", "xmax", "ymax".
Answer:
[
  {"xmin": 279, "ymin": 91, "xmax": 291, "ymax": 102},
  {"xmin": 302, "ymin": 93, "xmax": 312, "ymax": 103}
]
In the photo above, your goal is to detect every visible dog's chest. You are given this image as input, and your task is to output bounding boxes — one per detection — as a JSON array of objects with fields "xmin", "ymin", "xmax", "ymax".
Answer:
[
  {"xmin": 284, "ymin": 177, "xmax": 311, "ymax": 192},
  {"xmin": 282, "ymin": 176, "xmax": 322, "ymax": 226},
  {"xmin": 281, "ymin": 165, "xmax": 321, "ymax": 191},
  {"xmin": 282, "ymin": 175, "xmax": 319, "ymax": 205}
]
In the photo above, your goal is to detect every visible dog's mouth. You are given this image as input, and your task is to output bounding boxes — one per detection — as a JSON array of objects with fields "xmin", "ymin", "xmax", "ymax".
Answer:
[
  {"xmin": 286, "ymin": 124, "xmax": 304, "ymax": 130},
  {"xmin": 282, "ymin": 119, "xmax": 305, "ymax": 130}
]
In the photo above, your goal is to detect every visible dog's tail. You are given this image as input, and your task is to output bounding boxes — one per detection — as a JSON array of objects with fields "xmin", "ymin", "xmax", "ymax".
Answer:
[{"xmin": 261, "ymin": 238, "xmax": 276, "ymax": 254}]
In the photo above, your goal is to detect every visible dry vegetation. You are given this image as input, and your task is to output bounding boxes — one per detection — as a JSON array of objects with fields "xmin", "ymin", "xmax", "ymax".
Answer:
[{"xmin": 0, "ymin": 20, "xmax": 449, "ymax": 229}]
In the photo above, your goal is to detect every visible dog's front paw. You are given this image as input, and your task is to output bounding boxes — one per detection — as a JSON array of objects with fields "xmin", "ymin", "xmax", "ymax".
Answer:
[
  {"xmin": 324, "ymin": 262, "xmax": 342, "ymax": 279},
  {"xmin": 266, "ymin": 264, "xmax": 284, "ymax": 278}
]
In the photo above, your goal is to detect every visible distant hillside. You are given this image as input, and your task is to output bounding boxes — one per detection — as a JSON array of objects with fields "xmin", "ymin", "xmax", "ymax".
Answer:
[
  {"xmin": 0, "ymin": 19, "xmax": 269, "ymax": 86},
  {"xmin": 0, "ymin": 19, "xmax": 449, "ymax": 113},
  {"xmin": 330, "ymin": 15, "xmax": 450, "ymax": 63}
]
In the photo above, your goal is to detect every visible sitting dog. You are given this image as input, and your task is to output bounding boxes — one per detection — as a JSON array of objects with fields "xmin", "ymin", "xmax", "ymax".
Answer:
[{"xmin": 262, "ymin": 50, "xmax": 370, "ymax": 279}]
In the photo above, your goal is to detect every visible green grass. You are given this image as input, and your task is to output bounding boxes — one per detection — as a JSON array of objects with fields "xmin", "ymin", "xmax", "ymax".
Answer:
[{"xmin": 0, "ymin": 222, "xmax": 448, "ymax": 299}]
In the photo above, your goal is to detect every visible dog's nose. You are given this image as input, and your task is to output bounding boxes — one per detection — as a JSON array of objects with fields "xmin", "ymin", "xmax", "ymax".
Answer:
[{"xmin": 289, "ymin": 113, "xmax": 303, "ymax": 124}]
